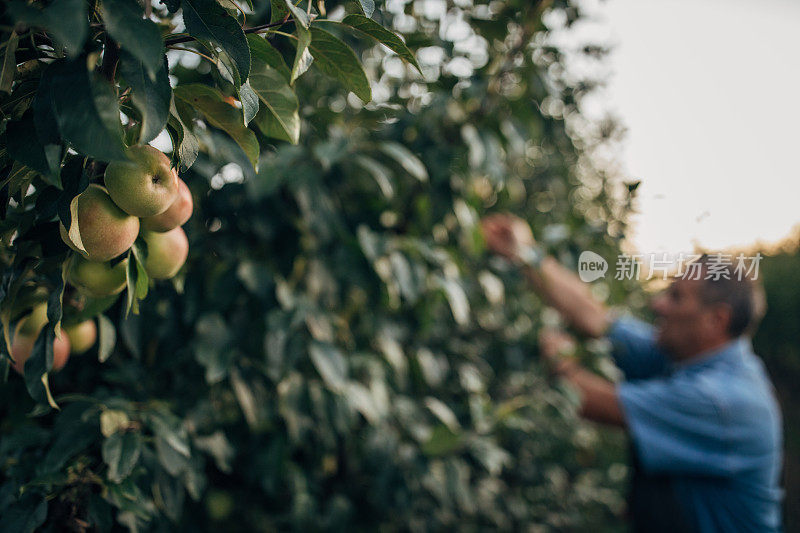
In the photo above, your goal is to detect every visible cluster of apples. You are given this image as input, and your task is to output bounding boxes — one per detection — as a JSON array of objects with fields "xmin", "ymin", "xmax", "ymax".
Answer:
[
  {"xmin": 9, "ymin": 302, "xmax": 95, "ymax": 375},
  {"xmin": 10, "ymin": 146, "xmax": 192, "ymax": 375}
]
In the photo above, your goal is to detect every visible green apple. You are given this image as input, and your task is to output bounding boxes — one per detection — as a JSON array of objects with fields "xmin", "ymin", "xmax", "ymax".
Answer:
[
  {"xmin": 64, "ymin": 320, "xmax": 97, "ymax": 355},
  {"xmin": 12, "ymin": 332, "xmax": 70, "ymax": 374},
  {"xmin": 104, "ymin": 145, "xmax": 179, "ymax": 217},
  {"xmin": 17, "ymin": 303, "xmax": 48, "ymax": 336},
  {"xmin": 141, "ymin": 227, "xmax": 189, "ymax": 280},
  {"xmin": 140, "ymin": 178, "xmax": 193, "ymax": 233},
  {"xmin": 59, "ymin": 184, "xmax": 140, "ymax": 261},
  {"xmin": 67, "ymin": 255, "xmax": 129, "ymax": 297}
]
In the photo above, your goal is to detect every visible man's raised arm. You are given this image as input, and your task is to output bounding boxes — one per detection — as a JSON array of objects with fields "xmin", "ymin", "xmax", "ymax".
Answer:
[{"xmin": 481, "ymin": 213, "xmax": 611, "ymax": 338}]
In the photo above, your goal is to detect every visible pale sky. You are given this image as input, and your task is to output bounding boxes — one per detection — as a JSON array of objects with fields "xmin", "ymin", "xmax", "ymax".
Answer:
[{"xmin": 571, "ymin": 0, "xmax": 800, "ymax": 254}]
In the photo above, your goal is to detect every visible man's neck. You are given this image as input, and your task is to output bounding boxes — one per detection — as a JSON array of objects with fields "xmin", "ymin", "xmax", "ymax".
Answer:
[{"xmin": 674, "ymin": 336, "xmax": 736, "ymax": 364}]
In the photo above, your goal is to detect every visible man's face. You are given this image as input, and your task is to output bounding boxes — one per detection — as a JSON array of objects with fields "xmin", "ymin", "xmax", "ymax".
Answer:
[{"xmin": 650, "ymin": 278, "xmax": 717, "ymax": 359}]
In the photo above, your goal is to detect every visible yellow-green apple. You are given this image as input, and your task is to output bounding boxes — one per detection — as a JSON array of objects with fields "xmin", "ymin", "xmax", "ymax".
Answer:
[
  {"xmin": 140, "ymin": 178, "xmax": 193, "ymax": 232},
  {"xmin": 141, "ymin": 227, "xmax": 188, "ymax": 280},
  {"xmin": 142, "ymin": 227, "xmax": 189, "ymax": 279},
  {"xmin": 11, "ymin": 332, "xmax": 70, "ymax": 374},
  {"xmin": 67, "ymin": 255, "xmax": 128, "ymax": 297},
  {"xmin": 104, "ymin": 145, "xmax": 179, "ymax": 217},
  {"xmin": 17, "ymin": 303, "xmax": 48, "ymax": 336},
  {"xmin": 64, "ymin": 320, "xmax": 97, "ymax": 354},
  {"xmin": 59, "ymin": 184, "xmax": 139, "ymax": 261}
]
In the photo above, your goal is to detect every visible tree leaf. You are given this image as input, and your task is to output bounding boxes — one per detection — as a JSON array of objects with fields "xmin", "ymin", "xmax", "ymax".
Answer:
[
  {"xmin": 353, "ymin": 155, "xmax": 394, "ymax": 198},
  {"xmin": 102, "ymin": 0, "xmax": 165, "ymax": 78},
  {"xmin": 378, "ymin": 141, "xmax": 428, "ymax": 181},
  {"xmin": 48, "ymin": 59, "xmax": 126, "ymax": 162},
  {"xmin": 168, "ymin": 98, "xmax": 199, "ymax": 171},
  {"xmin": 308, "ymin": 341, "xmax": 347, "ymax": 392},
  {"xmin": 0, "ymin": 491, "xmax": 47, "ymax": 533},
  {"xmin": 32, "ymin": 66, "xmax": 61, "ymax": 146},
  {"xmin": 182, "ymin": 0, "xmax": 250, "ymax": 83},
  {"xmin": 238, "ymin": 81, "xmax": 259, "ymax": 126},
  {"xmin": 0, "ymin": 31, "xmax": 19, "ymax": 93},
  {"xmin": 6, "ymin": 0, "xmax": 88, "ymax": 59},
  {"xmin": 281, "ymin": 0, "xmax": 312, "ymax": 83},
  {"xmin": 308, "ymin": 27, "xmax": 371, "ymax": 102},
  {"xmin": 355, "ymin": 0, "xmax": 375, "ymax": 17},
  {"xmin": 174, "ymin": 84, "xmax": 259, "ymax": 169},
  {"xmin": 339, "ymin": 15, "xmax": 421, "ymax": 73},
  {"xmin": 247, "ymin": 34, "xmax": 291, "ymax": 83},
  {"xmin": 268, "ymin": 0, "xmax": 288, "ymax": 23},
  {"xmin": 6, "ymin": 110, "xmax": 61, "ymax": 185},
  {"xmin": 102, "ymin": 431, "xmax": 142, "ymax": 483},
  {"xmin": 125, "ymin": 244, "xmax": 149, "ymax": 317},
  {"xmin": 250, "ymin": 66, "xmax": 299, "ymax": 144},
  {"xmin": 118, "ymin": 51, "xmax": 171, "ymax": 144},
  {"xmin": 97, "ymin": 314, "xmax": 116, "ymax": 363}
]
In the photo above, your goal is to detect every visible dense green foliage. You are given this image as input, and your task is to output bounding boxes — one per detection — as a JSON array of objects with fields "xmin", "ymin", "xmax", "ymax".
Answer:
[
  {"xmin": 0, "ymin": 0, "xmax": 644, "ymax": 530},
  {"xmin": 752, "ymin": 245, "xmax": 800, "ymax": 532}
]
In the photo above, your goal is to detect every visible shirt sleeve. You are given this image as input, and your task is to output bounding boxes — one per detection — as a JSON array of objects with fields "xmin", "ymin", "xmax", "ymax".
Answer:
[
  {"xmin": 618, "ymin": 377, "xmax": 735, "ymax": 477},
  {"xmin": 606, "ymin": 314, "xmax": 670, "ymax": 380}
]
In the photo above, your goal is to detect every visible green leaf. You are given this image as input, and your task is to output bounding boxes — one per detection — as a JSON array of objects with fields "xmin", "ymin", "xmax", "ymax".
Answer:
[
  {"xmin": 102, "ymin": 431, "xmax": 142, "ymax": 483},
  {"xmin": 125, "ymin": 244, "xmax": 149, "ymax": 317},
  {"xmin": 32, "ymin": 66, "xmax": 61, "ymax": 146},
  {"xmin": 174, "ymin": 84, "xmax": 259, "ymax": 169},
  {"xmin": 353, "ymin": 155, "xmax": 393, "ymax": 198},
  {"xmin": 379, "ymin": 141, "xmax": 428, "ymax": 181},
  {"xmin": 48, "ymin": 59, "xmax": 126, "ymax": 162},
  {"xmin": 422, "ymin": 425, "xmax": 462, "ymax": 456},
  {"xmin": 0, "ymin": 491, "xmax": 47, "ymax": 533},
  {"xmin": 2, "ymin": 162, "xmax": 36, "ymax": 199},
  {"xmin": 356, "ymin": 0, "xmax": 375, "ymax": 17},
  {"xmin": 0, "ymin": 32, "xmax": 19, "ymax": 94},
  {"xmin": 282, "ymin": 0, "xmax": 312, "ymax": 83},
  {"xmin": 247, "ymin": 34, "xmax": 291, "ymax": 83},
  {"xmin": 250, "ymin": 67, "xmax": 299, "ymax": 144},
  {"xmin": 169, "ymin": 98, "xmax": 199, "ymax": 171},
  {"xmin": 308, "ymin": 28, "xmax": 371, "ymax": 102},
  {"xmin": 97, "ymin": 314, "xmax": 116, "ymax": 363},
  {"xmin": 182, "ymin": 0, "xmax": 250, "ymax": 83},
  {"xmin": 309, "ymin": 341, "xmax": 348, "ymax": 392},
  {"xmin": 5, "ymin": 110, "xmax": 61, "ymax": 185},
  {"xmin": 269, "ymin": 0, "xmax": 288, "ymax": 23},
  {"xmin": 194, "ymin": 431, "xmax": 234, "ymax": 473},
  {"xmin": 238, "ymin": 81, "xmax": 259, "ymax": 126},
  {"xmin": 118, "ymin": 51, "xmax": 171, "ymax": 144},
  {"xmin": 339, "ymin": 15, "xmax": 422, "ymax": 73},
  {"xmin": 6, "ymin": 0, "xmax": 88, "ymax": 59},
  {"xmin": 101, "ymin": 0, "xmax": 165, "ymax": 78}
]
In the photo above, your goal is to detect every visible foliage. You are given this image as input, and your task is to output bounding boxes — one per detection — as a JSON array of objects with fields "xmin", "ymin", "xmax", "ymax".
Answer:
[
  {"xmin": 1, "ymin": 0, "xmax": 639, "ymax": 530},
  {"xmin": 751, "ymin": 245, "xmax": 800, "ymax": 532}
]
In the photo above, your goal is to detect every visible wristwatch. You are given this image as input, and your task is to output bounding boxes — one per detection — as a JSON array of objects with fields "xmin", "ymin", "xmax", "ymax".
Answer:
[{"xmin": 517, "ymin": 244, "xmax": 546, "ymax": 269}]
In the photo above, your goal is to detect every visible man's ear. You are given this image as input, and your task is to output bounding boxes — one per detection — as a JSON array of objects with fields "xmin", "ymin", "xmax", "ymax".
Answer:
[{"xmin": 709, "ymin": 303, "xmax": 733, "ymax": 336}]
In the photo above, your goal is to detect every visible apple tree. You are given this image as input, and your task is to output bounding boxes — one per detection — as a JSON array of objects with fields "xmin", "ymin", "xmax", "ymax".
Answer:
[{"xmin": 1, "ymin": 0, "xmax": 640, "ymax": 530}]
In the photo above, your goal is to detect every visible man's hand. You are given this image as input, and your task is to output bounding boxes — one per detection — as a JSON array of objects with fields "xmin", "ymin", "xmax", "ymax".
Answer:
[
  {"xmin": 481, "ymin": 213, "xmax": 535, "ymax": 264},
  {"xmin": 538, "ymin": 327, "xmax": 625, "ymax": 427}
]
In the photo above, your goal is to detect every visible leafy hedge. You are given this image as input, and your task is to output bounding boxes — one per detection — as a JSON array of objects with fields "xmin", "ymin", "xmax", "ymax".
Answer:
[{"xmin": 1, "ymin": 0, "xmax": 640, "ymax": 530}]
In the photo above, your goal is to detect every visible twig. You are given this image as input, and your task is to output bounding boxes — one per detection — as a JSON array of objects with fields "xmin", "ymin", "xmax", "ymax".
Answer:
[{"xmin": 164, "ymin": 19, "xmax": 292, "ymax": 46}]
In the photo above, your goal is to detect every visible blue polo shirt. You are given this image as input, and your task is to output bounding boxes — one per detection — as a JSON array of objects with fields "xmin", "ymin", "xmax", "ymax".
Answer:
[{"xmin": 607, "ymin": 315, "xmax": 784, "ymax": 532}]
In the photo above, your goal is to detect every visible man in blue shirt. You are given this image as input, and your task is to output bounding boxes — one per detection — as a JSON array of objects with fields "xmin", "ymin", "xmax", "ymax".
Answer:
[{"xmin": 482, "ymin": 214, "xmax": 783, "ymax": 532}]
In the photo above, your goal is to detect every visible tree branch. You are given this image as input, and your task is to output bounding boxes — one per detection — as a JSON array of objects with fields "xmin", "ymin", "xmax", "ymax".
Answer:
[{"xmin": 163, "ymin": 19, "xmax": 292, "ymax": 46}]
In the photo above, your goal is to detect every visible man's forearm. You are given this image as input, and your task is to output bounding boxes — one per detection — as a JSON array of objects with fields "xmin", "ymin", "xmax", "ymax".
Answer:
[
  {"xmin": 557, "ymin": 360, "xmax": 625, "ymax": 427},
  {"xmin": 524, "ymin": 256, "xmax": 611, "ymax": 338}
]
